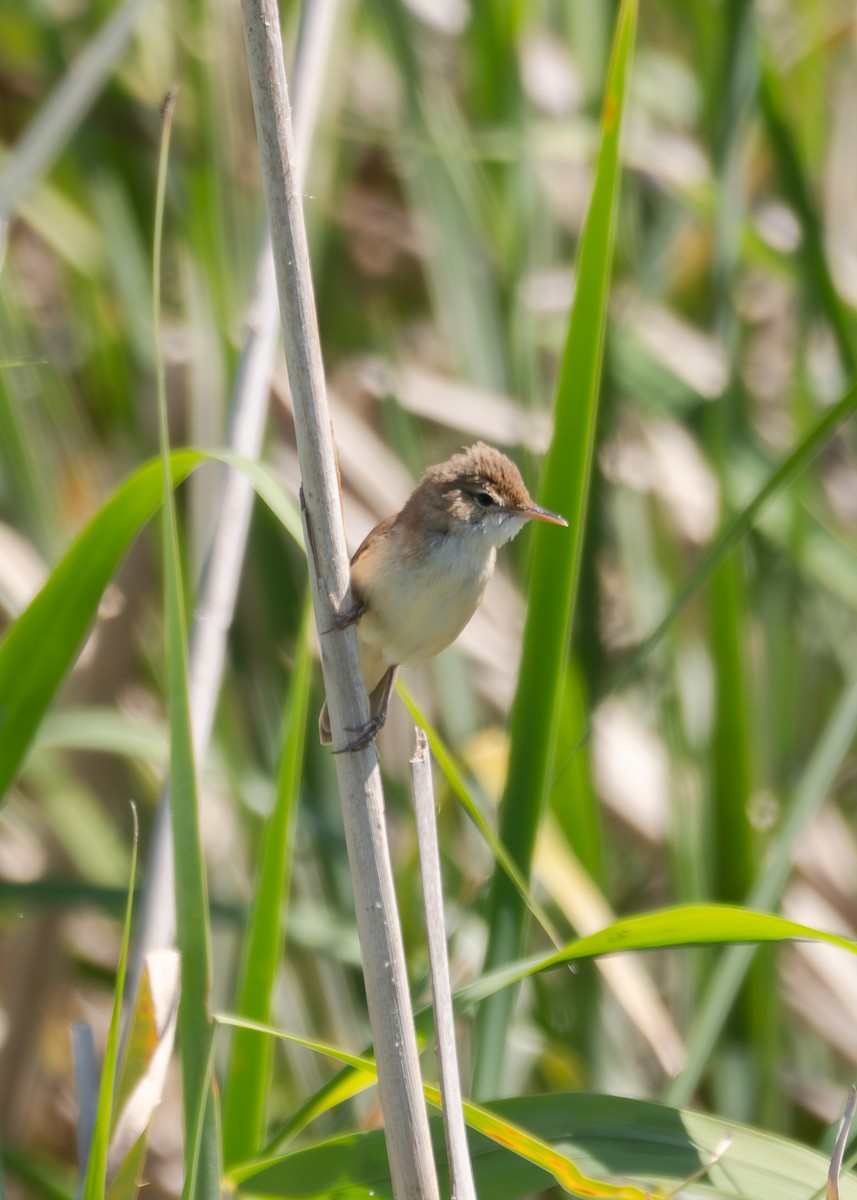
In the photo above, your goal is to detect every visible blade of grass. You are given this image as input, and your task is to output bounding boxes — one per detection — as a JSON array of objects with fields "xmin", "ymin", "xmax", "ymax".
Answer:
[
  {"xmin": 218, "ymin": 1015, "xmax": 649, "ymax": 1200},
  {"xmin": 258, "ymin": 1052, "xmax": 383, "ymax": 1156},
  {"xmin": 666, "ymin": 664, "xmax": 857, "ymax": 1106},
  {"xmin": 552, "ymin": 375, "xmax": 857, "ymax": 787},
  {"xmin": 704, "ymin": 1, "xmax": 768, "ymax": 1117},
  {"xmin": 0, "ymin": 450, "xmax": 200, "ymax": 802},
  {"xmin": 36, "ymin": 708, "xmax": 167, "ymax": 765},
  {"xmin": 230, "ymin": 1088, "xmax": 857, "ymax": 1200},
  {"xmin": 473, "ymin": 0, "xmax": 638, "ymax": 1098},
  {"xmin": 465, "ymin": 0, "xmax": 523, "ymax": 124},
  {"xmin": 709, "ymin": 553, "xmax": 756, "ymax": 902},
  {"xmin": 152, "ymin": 92, "xmax": 218, "ymax": 1197},
  {"xmin": 106, "ymin": 950, "xmax": 180, "ymax": 1199},
  {"xmin": 81, "ymin": 808, "xmax": 138, "ymax": 1200},
  {"xmin": 759, "ymin": 55, "xmax": 857, "ymax": 374},
  {"xmin": 456, "ymin": 905, "xmax": 857, "ymax": 1010},
  {"xmin": 549, "ymin": 657, "xmax": 604, "ymax": 882},
  {"xmin": 221, "ymin": 940, "xmax": 857, "ymax": 1200},
  {"xmin": 221, "ymin": 598, "xmax": 313, "ymax": 1167},
  {"xmin": 706, "ymin": 0, "xmax": 757, "ymax": 912},
  {"xmin": 253, "ymin": 894, "xmax": 857, "ymax": 1155},
  {"xmin": 537, "ymin": 905, "xmax": 857, "ymax": 971},
  {"xmin": 0, "ymin": 445, "xmax": 303, "ymax": 807}
]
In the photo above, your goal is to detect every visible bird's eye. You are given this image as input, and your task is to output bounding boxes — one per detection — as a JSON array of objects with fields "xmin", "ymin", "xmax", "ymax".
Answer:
[{"xmin": 475, "ymin": 491, "xmax": 495, "ymax": 508}]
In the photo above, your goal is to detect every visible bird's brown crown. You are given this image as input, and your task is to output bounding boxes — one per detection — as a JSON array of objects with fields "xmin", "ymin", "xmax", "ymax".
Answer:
[
  {"xmin": 429, "ymin": 442, "xmax": 533, "ymax": 503},
  {"xmin": 398, "ymin": 442, "xmax": 534, "ymax": 534}
]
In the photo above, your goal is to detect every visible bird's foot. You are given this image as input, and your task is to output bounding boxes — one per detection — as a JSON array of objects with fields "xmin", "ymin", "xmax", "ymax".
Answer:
[
  {"xmin": 333, "ymin": 710, "xmax": 387, "ymax": 754},
  {"xmin": 323, "ymin": 599, "xmax": 368, "ymax": 635}
]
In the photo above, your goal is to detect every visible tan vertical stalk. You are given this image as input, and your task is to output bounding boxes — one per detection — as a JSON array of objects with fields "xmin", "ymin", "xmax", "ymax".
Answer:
[
  {"xmin": 238, "ymin": 2, "xmax": 440, "ymax": 1196},
  {"xmin": 411, "ymin": 730, "xmax": 477, "ymax": 1200}
]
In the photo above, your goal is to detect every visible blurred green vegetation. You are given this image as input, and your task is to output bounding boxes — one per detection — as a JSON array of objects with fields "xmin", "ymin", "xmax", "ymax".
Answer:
[{"xmin": 2, "ymin": 0, "xmax": 857, "ymax": 1195}]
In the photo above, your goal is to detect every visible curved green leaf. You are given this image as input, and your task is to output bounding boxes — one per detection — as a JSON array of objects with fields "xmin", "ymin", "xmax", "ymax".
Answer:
[
  {"xmin": 540, "ymin": 904, "xmax": 857, "ymax": 969},
  {"xmin": 221, "ymin": 601, "xmax": 313, "ymax": 1167},
  {"xmin": 219, "ymin": 1015, "xmax": 647, "ymax": 1200},
  {"xmin": 459, "ymin": 904, "xmax": 857, "ymax": 1009},
  {"xmin": 0, "ymin": 450, "xmax": 202, "ymax": 801},
  {"xmin": 82, "ymin": 808, "xmax": 138, "ymax": 1200},
  {"xmin": 232, "ymin": 1093, "xmax": 857, "ymax": 1200},
  {"xmin": 475, "ymin": 0, "xmax": 638, "ymax": 1097},
  {"xmin": 219, "ymin": 1015, "xmax": 854, "ymax": 1200},
  {"xmin": 0, "ymin": 447, "xmax": 303, "ymax": 807},
  {"xmin": 238, "ymin": 903, "xmax": 857, "ymax": 1162}
]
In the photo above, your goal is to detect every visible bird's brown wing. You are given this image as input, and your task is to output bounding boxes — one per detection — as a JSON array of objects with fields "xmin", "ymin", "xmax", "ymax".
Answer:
[
  {"xmin": 349, "ymin": 513, "xmax": 398, "ymax": 608},
  {"xmin": 319, "ymin": 515, "xmax": 398, "ymax": 746},
  {"xmin": 350, "ymin": 513, "xmax": 397, "ymax": 568}
]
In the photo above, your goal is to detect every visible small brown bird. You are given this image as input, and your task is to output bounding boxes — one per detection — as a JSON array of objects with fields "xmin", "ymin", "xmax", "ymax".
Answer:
[{"xmin": 320, "ymin": 442, "xmax": 567, "ymax": 750}]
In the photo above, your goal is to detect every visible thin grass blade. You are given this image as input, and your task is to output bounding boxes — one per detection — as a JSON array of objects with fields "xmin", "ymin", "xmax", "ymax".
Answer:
[
  {"xmin": 457, "ymin": 905, "xmax": 857, "ymax": 1010},
  {"xmin": 220, "ymin": 1010, "xmax": 857, "ymax": 1200},
  {"xmin": 218, "ymin": 1015, "xmax": 648, "ymax": 1200},
  {"xmin": 229, "ymin": 1089, "xmax": 857, "ymax": 1200},
  {"xmin": 0, "ymin": 451, "xmax": 201, "ymax": 801},
  {"xmin": 666, "ymin": 666, "xmax": 857, "ymax": 1105},
  {"xmin": 553, "ymin": 376, "xmax": 857, "ymax": 787},
  {"xmin": 106, "ymin": 951, "xmax": 180, "ymax": 1200},
  {"xmin": 474, "ymin": 0, "xmax": 638, "ymax": 1097},
  {"xmin": 221, "ymin": 600, "xmax": 313, "ymax": 1167},
  {"xmin": 81, "ymin": 809, "xmax": 138, "ymax": 1200},
  {"xmin": 0, "ymin": 447, "xmax": 302, "ymax": 807},
  {"xmin": 152, "ymin": 93, "xmax": 218, "ymax": 1198},
  {"xmin": 759, "ymin": 56, "xmax": 857, "ymax": 373}
]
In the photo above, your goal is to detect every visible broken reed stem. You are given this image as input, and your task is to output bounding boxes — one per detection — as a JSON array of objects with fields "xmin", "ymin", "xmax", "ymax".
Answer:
[
  {"xmin": 411, "ymin": 729, "xmax": 477, "ymax": 1200},
  {"xmin": 238, "ymin": 2, "xmax": 439, "ymax": 1196}
]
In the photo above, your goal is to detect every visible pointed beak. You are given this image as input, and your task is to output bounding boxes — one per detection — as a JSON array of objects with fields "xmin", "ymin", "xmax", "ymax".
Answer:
[{"xmin": 521, "ymin": 503, "xmax": 568, "ymax": 527}]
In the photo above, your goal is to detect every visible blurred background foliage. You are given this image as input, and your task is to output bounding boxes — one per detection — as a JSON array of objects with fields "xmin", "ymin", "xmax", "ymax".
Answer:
[{"xmin": 2, "ymin": 0, "xmax": 857, "ymax": 1194}]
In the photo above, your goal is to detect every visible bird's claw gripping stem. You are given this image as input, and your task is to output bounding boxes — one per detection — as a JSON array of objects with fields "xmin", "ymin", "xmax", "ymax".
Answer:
[
  {"xmin": 323, "ymin": 600, "xmax": 367, "ymax": 635},
  {"xmin": 333, "ymin": 711, "xmax": 387, "ymax": 754}
]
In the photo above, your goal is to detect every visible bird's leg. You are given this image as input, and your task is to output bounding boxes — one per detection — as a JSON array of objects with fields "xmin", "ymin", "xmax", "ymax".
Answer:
[
  {"xmin": 335, "ymin": 666, "xmax": 398, "ymax": 754},
  {"xmin": 323, "ymin": 597, "xmax": 368, "ymax": 634}
]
